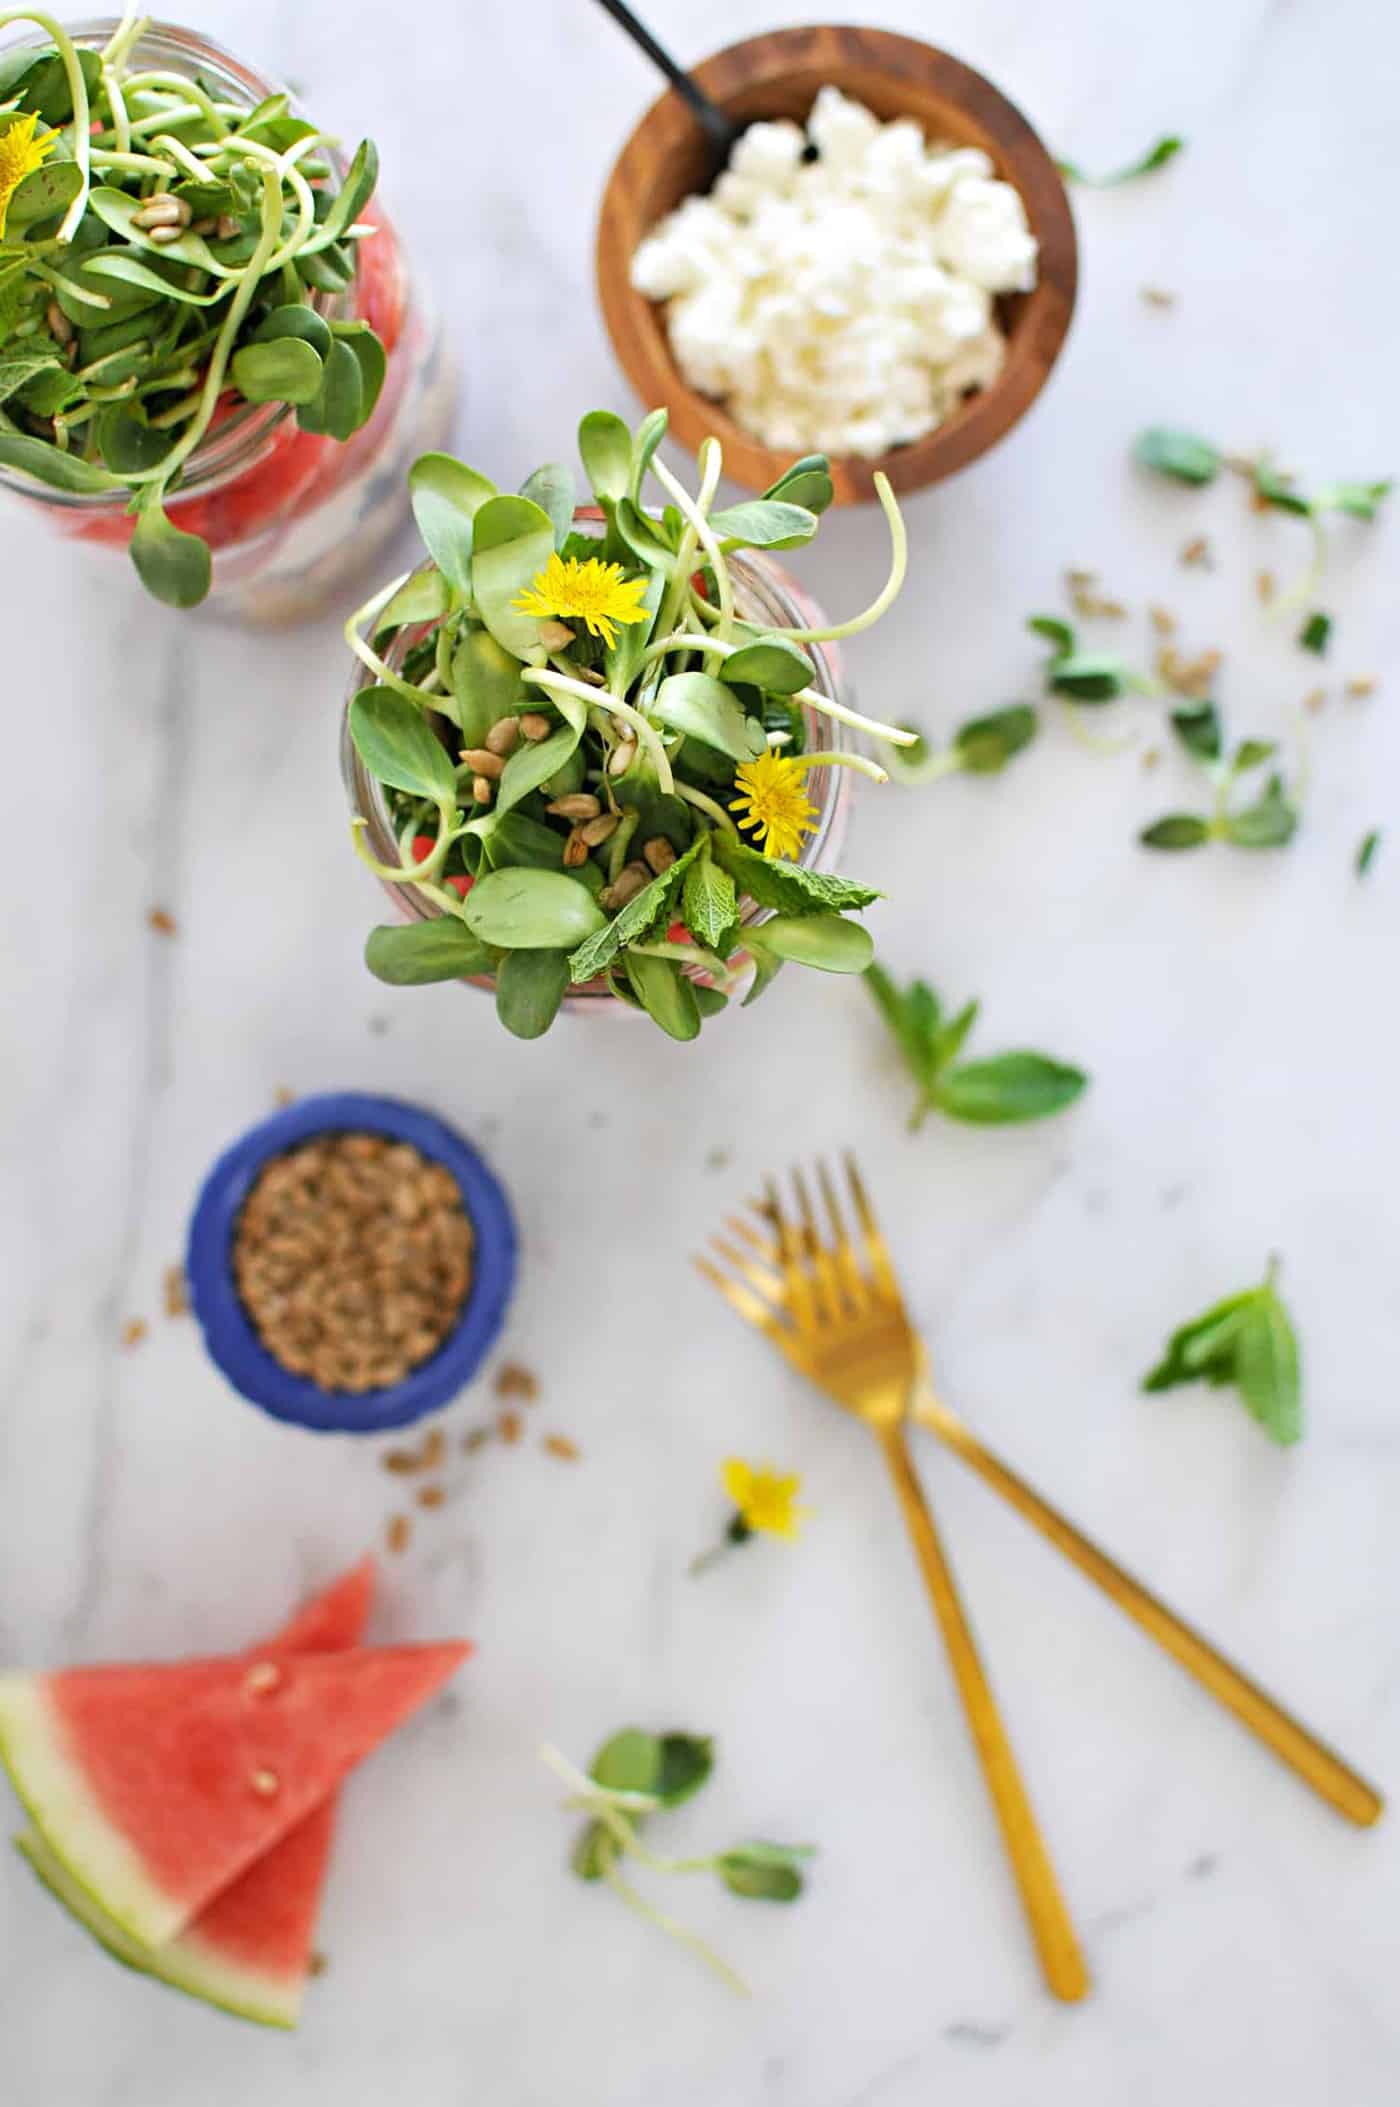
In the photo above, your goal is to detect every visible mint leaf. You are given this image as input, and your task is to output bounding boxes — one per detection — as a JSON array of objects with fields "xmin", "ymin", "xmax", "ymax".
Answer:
[
  {"xmin": 713, "ymin": 834, "xmax": 881, "ymax": 915},
  {"xmin": 1142, "ymin": 1266, "xmax": 1301, "ymax": 1444},
  {"xmin": 681, "ymin": 851, "xmax": 738, "ymax": 950},
  {"xmin": 1223, "ymin": 775, "xmax": 1298, "ymax": 848},
  {"xmin": 567, "ymin": 836, "xmax": 703, "ymax": 984},
  {"xmin": 1140, "ymin": 814, "xmax": 1211, "ymax": 850},
  {"xmin": 1170, "ymin": 701, "xmax": 1222, "ymax": 764},
  {"xmin": 1028, "ymin": 613, "xmax": 1075, "ymax": 654},
  {"xmin": 953, "ymin": 704, "xmax": 1038, "ymax": 774},
  {"xmin": 934, "ymin": 1052, "xmax": 1087, "ymax": 1126}
]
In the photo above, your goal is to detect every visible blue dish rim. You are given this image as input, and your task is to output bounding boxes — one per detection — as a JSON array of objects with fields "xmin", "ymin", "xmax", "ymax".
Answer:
[{"xmin": 186, "ymin": 1091, "xmax": 516, "ymax": 1435}]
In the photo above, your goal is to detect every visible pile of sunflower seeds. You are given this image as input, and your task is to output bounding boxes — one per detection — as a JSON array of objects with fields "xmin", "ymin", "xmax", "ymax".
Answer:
[{"xmin": 233, "ymin": 1134, "xmax": 473, "ymax": 1392}]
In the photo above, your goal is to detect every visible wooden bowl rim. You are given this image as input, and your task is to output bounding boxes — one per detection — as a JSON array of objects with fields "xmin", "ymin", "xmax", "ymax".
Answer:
[{"xmin": 596, "ymin": 23, "xmax": 1079, "ymax": 502}]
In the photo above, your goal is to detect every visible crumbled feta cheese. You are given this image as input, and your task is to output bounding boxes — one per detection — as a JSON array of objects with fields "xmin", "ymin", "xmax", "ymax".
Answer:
[{"xmin": 629, "ymin": 84, "xmax": 1039, "ymax": 459}]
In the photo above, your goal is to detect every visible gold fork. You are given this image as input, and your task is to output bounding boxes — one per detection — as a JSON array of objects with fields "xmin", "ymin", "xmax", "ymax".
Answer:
[
  {"xmin": 698, "ymin": 1156, "xmax": 1091, "ymax": 2003},
  {"xmin": 700, "ymin": 1160, "xmax": 1384, "ymax": 1836}
]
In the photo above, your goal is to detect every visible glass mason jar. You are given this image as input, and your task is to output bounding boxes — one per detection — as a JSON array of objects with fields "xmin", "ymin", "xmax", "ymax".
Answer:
[
  {"xmin": 0, "ymin": 21, "xmax": 457, "ymax": 623},
  {"xmin": 341, "ymin": 518, "xmax": 855, "ymax": 1013}
]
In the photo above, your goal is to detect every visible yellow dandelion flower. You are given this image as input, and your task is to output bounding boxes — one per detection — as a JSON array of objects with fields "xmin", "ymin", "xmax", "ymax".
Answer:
[
  {"xmin": 0, "ymin": 112, "xmax": 60, "ymax": 241},
  {"xmin": 511, "ymin": 552, "xmax": 651, "ymax": 650},
  {"xmin": 729, "ymin": 749, "xmax": 819, "ymax": 861},
  {"xmin": 720, "ymin": 1458, "xmax": 810, "ymax": 1542}
]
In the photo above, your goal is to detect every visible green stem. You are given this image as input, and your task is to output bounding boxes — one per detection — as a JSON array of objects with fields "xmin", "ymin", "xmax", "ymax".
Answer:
[
  {"xmin": 653, "ymin": 442, "xmax": 735, "ymax": 642},
  {"xmin": 524, "ymin": 667, "xmax": 674, "ymax": 792},
  {"xmin": 657, "ymin": 438, "xmax": 722, "ymax": 639},
  {"xmin": 674, "ymin": 781, "xmax": 739, "ymax": 836},
  {"xmin": 802, "ymin": 749, "xmax": 890, "ymax": 784},
  {"xmin": 599, "ymin": 1860, "xmax": 750, "ymax": 1998},
  {"xmin": 761, "ymin": 473, "xmax": 907, "ymax": 644}
]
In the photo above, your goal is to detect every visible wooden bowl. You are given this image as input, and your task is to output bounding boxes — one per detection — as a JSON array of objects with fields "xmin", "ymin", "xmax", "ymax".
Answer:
[{"xmin": 596, "ymin": 24, "xmax": 1078, "ymax": 503}]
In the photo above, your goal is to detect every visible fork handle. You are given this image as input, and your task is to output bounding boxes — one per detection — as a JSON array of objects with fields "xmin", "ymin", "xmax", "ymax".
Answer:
[
  {"xmin": 911, "ymin": 1386, "xmax": 1384, "ymax": 1829},
  {"xmin": 874, "ymin": 1420, "xmax": 1090, "ymax": 2003}
]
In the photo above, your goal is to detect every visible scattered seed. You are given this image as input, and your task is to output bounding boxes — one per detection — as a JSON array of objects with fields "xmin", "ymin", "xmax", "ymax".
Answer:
[
  {"xmin": 121, "ymin": 1318, "xmax": 147, "ymax": 1348},
  {"xmin": 543, "ymin": 1434, "xmax": 580, "ymax": 1461},
  {"xmin": 163, "ymin": 1265, "xmax": 188, "ymax": 1318},
  {"xmin": 1256, "ymin": 570, "xmax": 1276, "ymax": 606},
  {"xmin": 1148, "ymin": 605, "xmax": 1176, "ymax": 637},
  {"xmin": 273, "ymin": 1086, "xmax": 296, "ymax": 1107},
  {"xmin": 546, "ymin": 793, "xmax": 601, "ymax": 821},
  {"xmin": 462, "ymin": 1427, "xmax": 491, "ymax": 1452},
  {"xmin": 495, "ymin": 1362, "xmax": 539, "ymax": 1402},
  {"xmin": 244, "ymin": 1662, "xmax": 282, "ymax": 1698},
  {"xmin": 250, "ymin": 1768, "xmax": 280, "ymax": 1798},
  {"xmin": 607, "ymin": 739, "xmax": 638, "ymax": 779},
  {"xmin": 308, "ymin": 1952, "xmax": 328, "ymax": 1978},
  {"xmin": 1142, "ymin": 747, "xmax": 1162, "ymax": 771},
  {"xmin": 1140, "ymin": 285, "xmax": 1177, "ymax": 308},
  {"xmin": 642, "ymin": 835, "xmax": 676, "ymax": 875},
  {"xmin": 148, "ymin": 223, "xmax": 184, "ymax": 246},
  {"xmin": 422, "ymin": 1428, "xmax": 445, "ymax": 1469},
  {"xmin": 1346, "ymin": 677, "xmax": 1377, "ymax": 699},
  {"xmin": 386, "ymin": 1514, "xmax": 411, "ymax": 1554},
  {"xmin": 147, "ymin": 906, "xmax": 177, "ymax": 936},
  {"xmin": 1179, "ymin": 536, "xmax": 1212, "ymax": 569},
  {"xmin": 485, "ymin": 717, "xmax": 521, "ymax": 757},
  {"xmin": 498, "ymin": 1409, "xmax": 522, "ymax": 1445},
  {"xmin": 417, "ymin": 1483, "xmax": 446, "ymax": 1510},
  {"xmin": 1157, "ymin": 646, "xmax": 1221, "ymax": 699},
  {"xmin": 1065, "ymin": 567, "xmax": 1097, "ymax": 590},
  {"xmin": 233, "ymin": 1135, "xmax": 473, "ymax": 1394},
  {"xmin": 472, "ymin": 775, "xmax": 494, "ymax": 806},
  {"xmin": 1303, "ymin": 687, "xmax": 1326, "ymax": 714},
  {"xmin": 519, "ymin": 713, "xmax": 552, "ymax": 742},
  {"xmin": 579, "ymin": 812, "xmax": 620, "ymax": 846}
]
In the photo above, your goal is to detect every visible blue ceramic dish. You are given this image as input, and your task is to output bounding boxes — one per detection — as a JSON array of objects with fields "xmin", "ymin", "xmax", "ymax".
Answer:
[{"xmin": 187, "ymin": 1092, "xmax": 516, "ymax": 1435}]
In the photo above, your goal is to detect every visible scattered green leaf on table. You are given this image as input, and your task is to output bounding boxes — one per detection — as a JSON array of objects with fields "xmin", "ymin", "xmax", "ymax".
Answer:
[
  {"xmin": 1298, "ymin": 611, "xmax": 1331, "ymax": 655},
  {"xmin": 1134, "ymin": 427, "xmax": 1221, "ymax": 486},
  {"xmin": 1143, "ymin": 1262, "xmax": 1302, "ymax": 1445},
  {"xmin": 1058, "ymin": 135, "xmax": 1185, "ymax": 185},
  {"xmin": 865, "ymin": 962, "xmax": 1088, "ymax": 1131},
  {"xmin": 1356, "ymin": 828, "xmax": 1382, "ymax": 877}
]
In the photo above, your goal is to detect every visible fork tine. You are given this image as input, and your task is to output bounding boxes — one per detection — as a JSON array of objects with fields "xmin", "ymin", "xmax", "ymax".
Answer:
[
  {"xmin": 693, "ymin": 1254, "xmax": 785, "ymax": 1340},
  {"xmin": 815, "ymin": 1156, "xmax": 872, "ymax": 1312},
  {"xmin": 709, "ymin": 1232, "xmax": 784, "ymax": 1305},
  {"xmin": 767, "ymin": 1175, "xmax": 817, "ymax": 1337},
  {"xmin": 845, "ymin": 1151, "xmax": 901, "ymax": 1299},
  {"xmin": 792, "ymin": 1165, "xmax": 840, "ymax": 1325},
  {"xmin": 727, "ymin": 1213, "xmax": 778, "ymax": 1263}
]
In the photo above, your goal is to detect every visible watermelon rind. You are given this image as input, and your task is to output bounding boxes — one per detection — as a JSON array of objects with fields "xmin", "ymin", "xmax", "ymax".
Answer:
[
  {"xmin": 0, "ymin": 1672, "xmax": 183, "ymax": 1950},
  {"xmin": 14, "ymin": 1830, "xmax": 299, "ymax": 2029}
]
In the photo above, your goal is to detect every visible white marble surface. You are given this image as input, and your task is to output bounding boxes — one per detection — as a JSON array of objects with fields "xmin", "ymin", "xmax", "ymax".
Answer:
[{"xmin": 3, "ymin": 0, "xmax": 1398, "ymax": 2099}]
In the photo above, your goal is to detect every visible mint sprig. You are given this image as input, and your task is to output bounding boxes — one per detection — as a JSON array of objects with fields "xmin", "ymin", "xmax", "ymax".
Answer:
[
  {"xmin": 1143, "ymin": 1261, "xmax": 1302, "ymax": 1445},
  {"xmin": 865, "ymin": 963, "xmax": 1088, "ymax": 1131}
]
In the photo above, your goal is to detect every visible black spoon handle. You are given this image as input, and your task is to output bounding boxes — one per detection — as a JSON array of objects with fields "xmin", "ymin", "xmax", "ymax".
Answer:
[{"xmin": 592, "ymin": 0, "xmax": 735, "ymax": 154}]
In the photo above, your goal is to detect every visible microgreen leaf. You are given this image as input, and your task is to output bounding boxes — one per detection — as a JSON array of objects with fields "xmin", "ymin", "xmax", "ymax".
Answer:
[
  {"xmin": 471, "ymin": 493, "xmax": 560, "ymax": 658},
  {"xmin": 1169, "ymin": 700, "xmax": 1222, "ymax": 764},
  {"xmin": 230, "ymin": 335, "xmax": 324, "ymax": 406},
  {"xmin": 934, "ymin": 1053, "xmax": 1087, "ymax": 1126},
  {"xmin": 751, "ymin": 914, "xmax": 873, "ymax": 973},
  {"xmin": 762, "ymin": 453, "xmax": 834, "ymax": 515},
  {"xmin": 464, "ymin": 868, "xmax": 606, "ymax": 949},
  {"xmin": 1143, "ymin": 1265, "xmax": 1302, "ymax": 1445},
  {"xmin": 628, "ymin": 407, "xmax": 668, "ymax": 502},
  {"xmin": 298, "ymin": 137, "xmax": 378, "ymax": 255},
  {"xmin": 625, "ymin": 950, "xmax": 702, "ymax": 1039},
  {"xmin": 1251, "ymin": 463, "xmax": 1311, "ymax": 518},
  {"xmin": 332, "ymin": 320, "xmax": 386, "ymax": 425},
  {"xmin": 653, "ymin": 672, "xmax": 766, "ymax": 763},
  {"xmin": 716, "ymin": 1844, "xmax": 809, "ymax": 1902},
  {"xmin": 1222, "ymin": 775, "xmax": 1298, "ymax": 848},
  {"xmin": 295, "ymin": 335, "xmax": 362, "ymax": 440},
  {"xmin": 253, "ymin": 303, "xmax": 333, "ymax": 358},
  {"xmin": 1134, "ymin": 427, "xmax": 1221, "ymax": 486},
  {"xmin": 578, "ymin": 409, "xmax": 632, "ymax": 506},
  {"xmin": 0, "ymin": 431, "xmax": 122, "ymax": 493},
  {"xmin": 129, "ymin": 491, "xmax": 211, "ymax": 610},
  {"xmin": 1048, "ymin": 652, "xmax": 1141, "ymax": 702},
  {"xmin": 721, "ymin": 637, "xmax": 814, "ymax": 695},
  {"xmin": 450, "ymin": 626, "xmax": 529, "ymax": 745},
  {"xmin": 1230, "ymin": 738, "xmax": 1276, "ymax": 774},
  {"xmin": 681, "ymin": 852, "xmax": 738, "ymax": 950},
  {"xmin": 1298, "ymin": 611, "xmax": 1331, "ymax": 655},
  {"xmin": 590, "ymin": 1729, "xmax": 663, "ymax": 1796},
  {"xmin": 1140, "ymin": 814, "xmax": 1212, "ymax": 850},
  {"xmin": 409, "ymin": 452, "xmax": 498, "ymax": 597},
  {"xmin": 1356, "ymin": 828, "xmax": 1381, "ymax": 876},
  {"xmin": 493, "ymin": 716, "xmax": 584, "ymax": 819},
  {"xmin": 376, "ymin": 566, "xmax": 451, "ymax": 632},
  {"xmin": 1057, "ymin": 135, "xmax": 1185, "ymax": 185},
  {"xmin": 953, "ymin": 704, "xmax": 1038, "ymax": 773},
  {"xmin": 364, "ymin": 919, "xmax": 495, "ymax": 985},
  {"xmin": 495, "ymin": 947, "xmax": 570, "ymax": 1039},
  {"xmin": 348, "ymin": 687, "xmax": 457, "ymax": 804},
  {"xmin": 1027, "ymin": 614, "xmax": 1076, "ymax": 653},
  {"xmin": 1313, "ymin": 479, "xmax": 1391, "ymax": 522},
  {"xmin": 519, "ymin": 461, "xmax": 576, "ymax": 551},
  {"xmin": 707, "ymin": 498, "xmax": 819, "ymax": 550},
  {"xmin": 712, "ymin": 836, "xmax": 881, "ymax": 915},
  {"xmin": 654, "ymin": 1734, "xmax": 715, "ymax": 1807}
]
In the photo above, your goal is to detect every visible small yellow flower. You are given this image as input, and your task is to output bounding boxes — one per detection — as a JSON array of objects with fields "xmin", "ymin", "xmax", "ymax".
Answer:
[
  {"xmin": 729, "ymin": 749, "xmax": 819, "ymax": 861},
  {"xmin": 721, "ymin": 1458, "xmax": 810, "ymax": 1542},
  {"xmin": 512, "ymin": 552, "xmax": 651, "ymax": 650},
  {"xmin": 0, "ymin": 112, "xmax": 60, "ymax": 241}
]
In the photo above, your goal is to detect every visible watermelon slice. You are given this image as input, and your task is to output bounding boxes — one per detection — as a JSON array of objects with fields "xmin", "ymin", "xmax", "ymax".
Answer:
[
  {"xmin": 15, "ymin": 1559, "xmax": 376, "ymax": 2027},
  {"xmin": 0, "ymin": 1640, "xmax": 469, "ymax": 1957}
]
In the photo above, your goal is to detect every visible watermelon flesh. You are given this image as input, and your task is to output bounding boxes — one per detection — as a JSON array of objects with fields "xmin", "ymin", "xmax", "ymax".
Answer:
[
  {"xmin": 15, "ymin": 1560, "xmax": 375, "ymax": 2027},
  {"xmin": 0, "ymin": 1629, "xmax": 469, "ymax": 1962}
]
